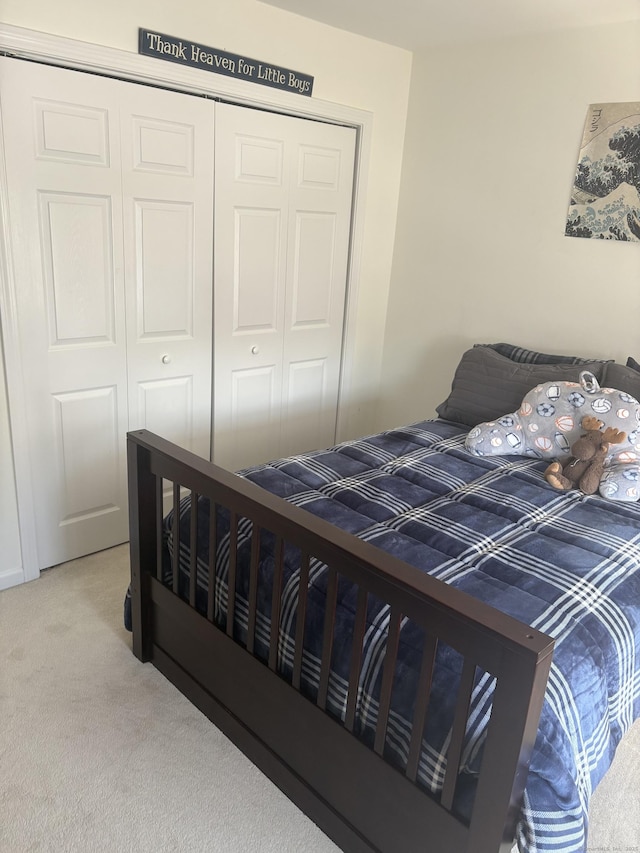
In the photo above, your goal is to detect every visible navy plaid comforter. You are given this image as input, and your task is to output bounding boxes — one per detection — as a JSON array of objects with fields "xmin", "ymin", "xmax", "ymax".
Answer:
[{"xmin": 148, "ymin": 419, "xmax": 640, "ymax": 853}]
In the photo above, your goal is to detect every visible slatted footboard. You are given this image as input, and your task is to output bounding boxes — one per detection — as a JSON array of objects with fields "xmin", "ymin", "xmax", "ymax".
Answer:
[{"xmin": 127, "ymin": 430, "xmax": 554, "ymax": 853}]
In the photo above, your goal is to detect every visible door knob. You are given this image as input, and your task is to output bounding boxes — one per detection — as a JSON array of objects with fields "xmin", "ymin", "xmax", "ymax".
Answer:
[
  {"xmin": 250, "ymin": 345, "xmax": 260, "ymax": 355},
  {"xmin": 161, "ymin": 354, "xmax": 172, "ymax": 364}
]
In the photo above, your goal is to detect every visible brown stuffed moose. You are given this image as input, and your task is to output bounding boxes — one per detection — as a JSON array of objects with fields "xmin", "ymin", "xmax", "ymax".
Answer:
[{"xmin": 545, "ymin": 415, "xmax": 627, "ymax": 496}]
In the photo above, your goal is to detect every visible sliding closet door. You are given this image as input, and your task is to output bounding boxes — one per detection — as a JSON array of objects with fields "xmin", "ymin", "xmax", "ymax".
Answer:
[
  {"xmin": 0, "ymin": 58, "xmax": 214, "ymax": 569},
  {"xmin": 213, "ymin": 102, "xmax": 356, "ymax": 471}
]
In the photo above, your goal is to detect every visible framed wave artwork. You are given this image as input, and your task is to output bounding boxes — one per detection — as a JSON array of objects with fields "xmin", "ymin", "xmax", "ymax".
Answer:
[{"xmin": 566, "ymin": 101, "xmax": 640, "ymax": 242}]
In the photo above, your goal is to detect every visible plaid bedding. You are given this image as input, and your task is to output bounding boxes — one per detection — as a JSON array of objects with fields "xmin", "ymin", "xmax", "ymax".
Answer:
[{"xmin": 134, "ymin": 419, "xmax": 640, "ymax": 853}]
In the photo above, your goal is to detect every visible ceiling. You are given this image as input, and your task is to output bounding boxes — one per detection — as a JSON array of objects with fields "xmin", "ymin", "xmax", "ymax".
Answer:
[{"xmin": 257, "ymin": 0, "xmax": 640, "ymax": 50}]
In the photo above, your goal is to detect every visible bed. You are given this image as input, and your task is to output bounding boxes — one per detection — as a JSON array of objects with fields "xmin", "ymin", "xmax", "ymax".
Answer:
[{"xmin": 125, "ymin": 344, "xmax": 640, "ymax": 853}]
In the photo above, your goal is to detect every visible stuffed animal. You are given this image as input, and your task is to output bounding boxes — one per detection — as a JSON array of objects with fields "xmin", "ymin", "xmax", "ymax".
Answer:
[
  {"xmin": 465, "ymin": 371, "xmax": 640, "ymax": 501},
  {"xmin": 544, "ymin": 416, "xmax": 626, "ymax": 495}
]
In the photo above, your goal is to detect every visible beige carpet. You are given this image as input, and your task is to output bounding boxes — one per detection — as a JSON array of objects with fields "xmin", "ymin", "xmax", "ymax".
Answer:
[
  {"xmin": 1, "ymin": 544, "xmax": 638, "ymax": 852},
  {"xmin": 0, "ymin": 545, "xmax": 338, "ymax": 853}
]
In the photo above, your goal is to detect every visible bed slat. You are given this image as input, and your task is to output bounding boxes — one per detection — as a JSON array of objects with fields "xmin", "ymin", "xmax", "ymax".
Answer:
[
  {"xmin": 406, "ymin": 632, "xmax": 438, "ymax": 782},
  {"xmin": 246, "ymin": 525, "xmax": 261, "ymax": 654},
  {"xmin": 345, "ymin": 586, "xmax": 368, "ymax": 733},
  {"xmin": 207, "ymin": 502, "xmax": 217, "ymax": 622},
  {"xmin": 374, "ymin": 608, "xmax": 402, "ymax": 756},
  {"xmin": 226, "ymin": 511, "xmax": 239, "ymax": 637},
  {"xmin": 440, "ymin": 658, "xmax": 477, "ymax": 810},
  {"xmin": 189, "ymin": 491, "xmax": 198, "ymax": 608},
  {"xmin": 268, "ymin": 537, "xmax": 285, "ymax": 672},
  {"xmin": 292, "ymin": 553, "xmax": 310, "ymax": 691},
  {"xmin": 155, "ymin": 477, "xmax": 163, "ymax": 581},
  {"xmin": 172, "ymin": 482, "xmax": 180, "ymax": 594},
  {"xmin": 317, "ymin": 566, "xmax": 339, "ymax": 711}
]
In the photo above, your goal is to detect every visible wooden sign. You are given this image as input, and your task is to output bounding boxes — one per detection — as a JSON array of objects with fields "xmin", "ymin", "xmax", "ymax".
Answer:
[{"xmin": 139, "ymin": 29, "xmax": 314, "ymax": 96}]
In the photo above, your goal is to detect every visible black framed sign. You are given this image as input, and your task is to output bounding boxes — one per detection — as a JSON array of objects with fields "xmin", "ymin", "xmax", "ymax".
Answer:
[{"xmin": 138, "ymin": 29, "xmax": 314, "ymax": 97}]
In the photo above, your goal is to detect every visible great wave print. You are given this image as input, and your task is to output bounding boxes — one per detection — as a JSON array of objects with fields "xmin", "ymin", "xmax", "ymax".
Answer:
[{"xmin": 566, "ymin": 102, "xmax": 640, "ymax": 242}]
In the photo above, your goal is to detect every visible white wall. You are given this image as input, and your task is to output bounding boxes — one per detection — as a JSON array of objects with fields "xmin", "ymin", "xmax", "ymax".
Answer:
[
  {"xmin": 379, "ymin": 21, "xmax": 640, "ymax": 429},
  {"xmin": 0, "ymin": 0, "xmax": 412, "ymax": 582}
]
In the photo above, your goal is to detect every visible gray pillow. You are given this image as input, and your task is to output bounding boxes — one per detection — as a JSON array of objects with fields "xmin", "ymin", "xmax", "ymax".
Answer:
[
  {"xmin": 483, "ymin": 342, "xmax": 609, "ymax": 366},
  {"xmin": 436, "ymin": 345, "xmax": 608, "ymax": 427},
  {"xmin": 604, "ymin": 362, "xmax": 640, "ymax": 402}
]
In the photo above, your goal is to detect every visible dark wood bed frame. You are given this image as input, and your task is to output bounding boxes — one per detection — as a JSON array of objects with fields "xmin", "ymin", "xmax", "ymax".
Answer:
[{"xmin": 127, "ymin": 429, "xmax": 554, "ymax": 853}]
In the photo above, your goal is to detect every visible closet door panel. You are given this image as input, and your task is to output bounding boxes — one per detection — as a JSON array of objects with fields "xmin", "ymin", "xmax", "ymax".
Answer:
[
  {"xmin": 131, "ymin": 116, "xmax": 195, "ymax": 175},
  {"xmin": 33, "ymin": 98, "xmax": 110, "ymax": 165},
  {"xmin": 40, "ymin": 192, "xmax": 116, "ymax": 345},
  {"xmin": 137, "ymin": 376, "xmax": 193, "ymax": 446},
  {"xmin": 283, "ymin": 359, "xmax": 328, "ymax": 454},
  {"xmin": 290, "ymin": 212, "xmax": 336, "ymax": 326},
  {"xmin": 282, "ymin": 121, "xmax": 356, "ymax": 457},
  {"xmin": 52, "ymin": 387, "xmax": 121, "ymax": 521},
  {"xmin": 234, "ymin": 208, "xmax": 282, "ymax": 332},
  {"xmin": 213, "ymin": 102, "xmax": 356, "ymax": 471},
  {"xmin": 213, "ymin": 107, "xmax": 288, "ymax": 470},
  {"xmin": 215, "ymin": 203, "xmax": 284, "ymax": 469},
  {"xmin": 230, "ymin": 365, "xmax": 280, "ymax": 468},
  {"xmin": 133, "ymin": 200, "xmax": 194, "ymax": 337},
  {"xmin": 0, "ymin": 58, "xmax": 129, "ymax": 568},
  {"xmin": 234, "ymin": 133, "xmax": 283, "ymax": 184},
  {"xmin": 121, "ymin": 86, "xmax": 214, "ymax": 461}
]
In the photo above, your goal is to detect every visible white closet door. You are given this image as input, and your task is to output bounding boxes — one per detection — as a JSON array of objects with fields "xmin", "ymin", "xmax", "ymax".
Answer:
[
  {"xmin": 213, "ymin": 103, "xmax": 356, "ymax": 471},
  {"xmin": 121, "ymin": 85, "xmax": 214, "ymax": 459},
  {"xmin": 1, "ymin": 59, "xmax": 129, "ymax": 570},
  {"xmin": 280, "ymin": 117, "xmax": 356, "ymax": 459},
  {"xmin": 0, "ymin": 58, "xmax": 214, "ymax": 569}
]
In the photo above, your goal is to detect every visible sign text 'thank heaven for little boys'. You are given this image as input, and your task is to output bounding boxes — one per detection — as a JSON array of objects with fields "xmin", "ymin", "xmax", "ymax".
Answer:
[{"xmin": 139, "ymin": 29, "xmax": 314, "ymax": 96}]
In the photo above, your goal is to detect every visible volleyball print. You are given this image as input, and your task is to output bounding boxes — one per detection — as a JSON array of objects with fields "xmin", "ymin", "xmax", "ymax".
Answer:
[{"xmin": 592, "ymin": 397, "xmax": 612, "ymax": 415}]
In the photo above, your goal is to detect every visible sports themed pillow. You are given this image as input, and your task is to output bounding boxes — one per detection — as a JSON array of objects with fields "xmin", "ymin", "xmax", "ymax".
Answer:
[{"xmin": 465, "ymin": 371, "xmax": 640, "ymax": 501}]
